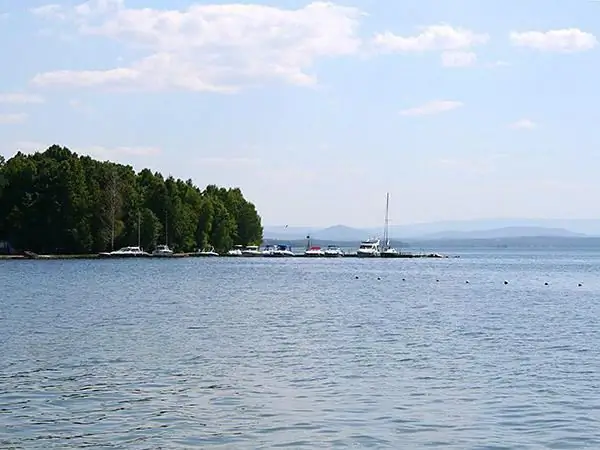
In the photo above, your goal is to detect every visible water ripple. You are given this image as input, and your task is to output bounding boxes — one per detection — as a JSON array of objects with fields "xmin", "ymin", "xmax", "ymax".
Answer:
[{"xmin": 1, "ymin": 253, "xmax": 600, "ymax": 447}]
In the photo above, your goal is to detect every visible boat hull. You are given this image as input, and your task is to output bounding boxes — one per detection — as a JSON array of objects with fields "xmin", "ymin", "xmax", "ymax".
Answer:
[
  {"xmin": 356, "ymin": 252, "xmax": 380, "ymax": 257},
  {"xmin": 98, "ymin": 253, "xmax": 151, "ymax": 258}
]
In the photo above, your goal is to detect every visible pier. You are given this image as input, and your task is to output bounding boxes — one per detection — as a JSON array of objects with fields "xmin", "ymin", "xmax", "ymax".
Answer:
[{"xmin": 1, "ymin": 252, "xmax": 448, "ymax": 260}]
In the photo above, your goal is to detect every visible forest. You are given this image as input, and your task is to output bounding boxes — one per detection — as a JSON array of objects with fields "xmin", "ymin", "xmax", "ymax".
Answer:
[{"xmin": 0, "ymin": 145, "xmax": 263, "ymax": 254}]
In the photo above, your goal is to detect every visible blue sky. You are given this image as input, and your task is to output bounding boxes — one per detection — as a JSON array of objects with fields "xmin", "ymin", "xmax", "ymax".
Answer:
[{"xmin": 1, "ymin": 0, "xmax": 599, "ymax": 227}]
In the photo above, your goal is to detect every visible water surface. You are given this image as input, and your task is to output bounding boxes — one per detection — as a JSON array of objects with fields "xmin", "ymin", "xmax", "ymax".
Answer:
[{"xmin": 1, "ymin": 251, "xmax": 600, "ymax": 448}]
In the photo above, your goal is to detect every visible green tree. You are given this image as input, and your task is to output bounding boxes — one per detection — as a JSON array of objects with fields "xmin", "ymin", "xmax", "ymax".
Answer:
[
  {"xmin": 0, "ymin": 146, "xmax": 263, "ymax": 254},
  {"xmin": 210, "ymin": 199, "xmax": 236, "ymax": 252}
]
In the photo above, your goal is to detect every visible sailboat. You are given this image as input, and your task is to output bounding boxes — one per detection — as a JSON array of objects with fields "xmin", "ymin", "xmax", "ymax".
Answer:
[
  {"xmin": 381, "ymin": 192, "xmax": 400, "ymax": 258},
  {"xmin": 98, "ymin": 211, "xmax": 151, "ymax": 258},
  {"xmin": 152, "ymin": 210, "xmax": 174, "ymax": 257}
]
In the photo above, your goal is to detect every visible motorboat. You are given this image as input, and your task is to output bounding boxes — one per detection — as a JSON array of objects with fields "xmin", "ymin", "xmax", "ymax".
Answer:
[
  {"xmin": 242, "ymin": 245, "xmax": 262, "ymax": 257},
  {"xmin": 152, "ymin": 244, "xmax": 174, "ymax": 257},
  {"xmin": 304, "ymin": 246, "xmax": 325, "ymax": 257},
  {"xmin": 98, "ymin": 246, "xmax": 151, "ymax": 258},
  {"xmin": 381, "ymin": 247, "xmax": 400, "ymax": 258},
  {"xmin": 273, "ymin": 244, "xmax": 295, "ymax": 257},
  {"xmin": 324, "ymin": 245, "xmax": 344, "ymax": 257},
  {"xmin": 264, "ymin": 244, "xmax": 294, "ymax": 257},
  {"xmin": 261, "ymin": 245, "xmax": 275, "ymax": 256},
  {"xmin": 356, "ymin": 238, "xmax": 380, "ymax": 257},
  {"xmin": 194, "ymin": 246, "xmax": 220, "ymax": 257},
  {"xmin": 227, "ymin": 245, "xmax": 243, "ymax": 256}
]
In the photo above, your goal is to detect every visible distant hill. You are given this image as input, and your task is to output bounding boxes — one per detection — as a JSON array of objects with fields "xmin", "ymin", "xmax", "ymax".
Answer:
[
  {"xmin": 264, "ymin": 219, "xmax": 600, "ymax": 241},
  {"xmin": 310, "ymin": 225, "xmax": 368, "ymax": 241},
  {"xmin": 262, "ymin": 237, "xmax": 410, "ymax": 249},
  {"xmin": 417, "ymin": 226, "xmax": 587, "ymax": 240}
]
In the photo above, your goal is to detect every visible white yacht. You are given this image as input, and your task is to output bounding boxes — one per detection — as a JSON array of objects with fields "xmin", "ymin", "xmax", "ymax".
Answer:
[
  {"xmin": 152, "ymin": 244, "xmax": 174, "ymax": 257},
  {"xmin": 227, "ymin": 245, "xmax": 243, "ymax": 256},
  {"xmin": 195, "ymin": 246, "xmax": 219, "ymax": 257},
  {"xmin": 152, "ymin": 212, "xmax": 174, "ymax": 257},
  {"xmin": 304, "ymin": 246, "xmax": 325, "ymax": 257},
  {"xmin": 324, "ymin": 245, "xmax": 344, "ymax": 257},
  {"xmin": 356, "ymin": 239, "xmax": 380, "ymax": 257},
  {"xmin": 242, "ymin": 245, "xmax": 262, "ymax": 257},
  {"xmin": 99, "ymin": 246, "xmax": 151, "ymax": 258}
]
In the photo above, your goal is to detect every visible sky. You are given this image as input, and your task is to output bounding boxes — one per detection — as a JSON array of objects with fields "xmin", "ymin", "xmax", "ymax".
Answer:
[{"xmin": 0, "ymin": 0, "xmax": 599, "ymax": 227}]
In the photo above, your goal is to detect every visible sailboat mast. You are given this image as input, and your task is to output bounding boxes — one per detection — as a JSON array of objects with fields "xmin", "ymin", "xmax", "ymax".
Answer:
[
  {"xmin": 165, "ymin": 209, "xmax": 168, "ymax": 245},
  {"xmin": 384, "ymin": 192, "xmax": 390, "ymax": 248},
  {"xmin": 138, "ymin": 211, "xmax": 141, "ymax": 248}
]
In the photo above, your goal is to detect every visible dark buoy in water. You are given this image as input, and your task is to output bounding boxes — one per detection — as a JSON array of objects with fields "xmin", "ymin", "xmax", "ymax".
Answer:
[
  {"xmin": 544, "ymin": 282, "xmax": 549, "ymax": 286},
  {"xmin": 504, "ymin": 280, "xmax": 508, "ymax": 285},
  {"xmin": 578, "ymin": 283, "xmax": 582, "ymax": 287},
  {"xmin": 402, "ymin": 278, "xmax": 406, "ymax": 281},
  {"xmin": 465, "ymin": 280, "xmax": 469, "ymax": 284},
  {"xmin": 377, "ymin": 277, "xmax": 381, "ymax": 280},
  {"xmin": 436, "ymin": 279, "xmax": 440, "ymax": 282},
  {"xmin": 355, "ymin": 276, "xmax": 359, "ymax": 279}
]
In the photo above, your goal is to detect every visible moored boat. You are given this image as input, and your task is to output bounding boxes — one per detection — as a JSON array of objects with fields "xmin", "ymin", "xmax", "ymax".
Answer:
[
  {"xmin": 304, "ymin": 246, "xmax": 325, "ymax": 257},
  {"xmin": 98, "ymin": 246, "xmax": 151, "ymax": 258},
  {"xmin": 152, "ymin": 244, "xmax": 174, "ymax": 257},
  {"xmin": 356, "ymin": 238, "xmax": 380, "ymax": 257},
  {"xmin": 323, "ymin": 245, "xmax": 344, "ymax": 257}
]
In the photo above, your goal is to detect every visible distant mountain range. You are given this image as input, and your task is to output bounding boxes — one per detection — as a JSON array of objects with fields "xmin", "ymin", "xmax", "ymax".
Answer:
[{"xmin": 264, "ymin": 219, "xmax": 600, "ymax": 242}]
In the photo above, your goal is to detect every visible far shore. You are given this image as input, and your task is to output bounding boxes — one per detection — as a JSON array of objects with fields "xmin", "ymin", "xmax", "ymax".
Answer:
[{"xmin": 0, "ymin": 252, "xmax": 448, "ymax": 260}]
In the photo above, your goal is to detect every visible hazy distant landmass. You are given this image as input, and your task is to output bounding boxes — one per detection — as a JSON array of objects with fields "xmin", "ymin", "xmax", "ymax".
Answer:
[
  {"xmin": 264, "ymin": 219, "xmax": 600, "ymax": 242},
  {"xmin": 418, "ymin": 226, "xmax": 586, "ymax": 240}
]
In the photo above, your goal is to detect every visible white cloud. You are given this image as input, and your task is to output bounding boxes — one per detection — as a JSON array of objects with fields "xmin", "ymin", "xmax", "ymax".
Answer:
[
  {"xmin": 510, "ymin": 119, "xmax": 536, "ymax": 129},
  {"xmin": 373, "ymin": 24, "xmax": 488, "ymax": 52},
  {"xmin": 510, "ymin": 29, "xmax": 597, "ymax": 52},
  {"xmin": 441, "ymin": 51, "xmax": 477, "ymax": 67},
  {"xmin": 400, "ymin": 100, "xmax": 463, "ymax": 117},
  {"xmin": 30, "ymin": 4, "xmax": 66, "ymax": 19},
  {"xmin": 30, "ymin": 1, "xmax": 364, "ymax": 92},
  {"xmin": 0, "ymin": 113, "xmax": 27, "ymax": 124},
  {"xmin": 0, "ymin": 93, "xmax": 44, "ymax": 104}
]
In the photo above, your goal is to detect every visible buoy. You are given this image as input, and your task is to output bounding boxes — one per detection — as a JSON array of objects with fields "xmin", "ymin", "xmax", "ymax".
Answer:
[
  {"xmin": 436, "ymin": 279, "xmax": 440, "ymax": 282},
  {"xmin": 544, "ymin": 282, "xmax": 549, "ymax": 286},
  {"xmin": 402, "ymin": 278, "xmax": 406, "ymax": 281},
  {"xmin": 578, "ymin": 283, "xmax": 582, "ymax": 287},
  {"xmin": 377, "ymin": 277, "xmax": 381, "ymax": 280},
  {"xmin": 355, "ymin": 276, "xmax": 359, "ymax": 279},
  {"xmin": 465, "ymin": 280, "xmax": 469, "ymax": 284},
  {"xmin": 504, "ymin": 280, "xmax": 508, "ymax": 285}
]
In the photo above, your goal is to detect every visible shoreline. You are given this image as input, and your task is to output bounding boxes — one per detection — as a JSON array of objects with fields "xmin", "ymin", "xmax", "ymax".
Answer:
[{"xmin": 0, "ymin": 252, "xmax": 449, "ymax": 260}]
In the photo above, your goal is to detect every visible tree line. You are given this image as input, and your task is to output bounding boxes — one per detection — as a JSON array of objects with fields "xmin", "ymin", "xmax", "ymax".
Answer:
[{"xmin": 0, "ymin": 145, "xmax": 263, "ymax": 254}]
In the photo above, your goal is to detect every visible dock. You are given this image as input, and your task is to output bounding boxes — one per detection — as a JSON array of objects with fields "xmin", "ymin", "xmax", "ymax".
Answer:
[{"xmin": 1, "ymin": 252, "xmax": 448, "ymax": 260}]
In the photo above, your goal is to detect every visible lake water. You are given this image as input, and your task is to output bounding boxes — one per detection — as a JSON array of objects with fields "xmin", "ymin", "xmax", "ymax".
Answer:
[{"xmin": 1, "ymin": 250, "xmax": 600, "ymax": 448}]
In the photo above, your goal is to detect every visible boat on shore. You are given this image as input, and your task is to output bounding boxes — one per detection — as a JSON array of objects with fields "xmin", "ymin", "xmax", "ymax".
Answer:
[
  {"xmin": 356, "ymin": 238, "xmax": 380, "ymax": 257},
  {"xmin": 304, "ymin": 246, "xmax": 325, "ymax": 257},
  {"xmin": 242, "ymin": 245, "xmax": 262, "ymax": 257},
  {"xmin": 98, "ymin": 246, "xmax": 151, "ymax": 258},
  {"xmin": 227, "ymin": 245, "xmax": 244, "ymax": 256},
  {"xmin": 324, "ymin": 245, "xmax": 344, "ymax": 257},
  {"xmin": 192, "ymin": 246, "xmax": 220, "ymax": 257},
  {"xmin": 152, "ymin": 244, "xmax": 174, "ymax": 257},
  {"xmin": 263, "ymin": 244, "xmax": 295, "ymax": 257}
]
